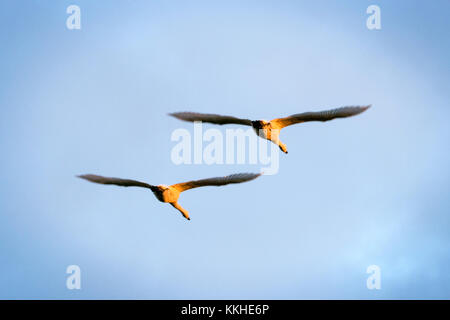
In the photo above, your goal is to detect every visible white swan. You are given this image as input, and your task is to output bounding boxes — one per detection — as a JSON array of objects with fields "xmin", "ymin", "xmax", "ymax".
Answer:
[
  {"xmin": 78, "ymin": 173, "xmax": 261, "ymax": 221},
  {"xmin": 170, "ymin": 105, "xmax": 371, "ymax": 154}
]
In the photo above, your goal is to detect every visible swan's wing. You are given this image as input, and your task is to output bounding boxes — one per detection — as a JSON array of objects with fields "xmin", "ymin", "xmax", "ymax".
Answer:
[
  {"xmin": 78, "ymin": 174, "xmax": 156, "ymax": 190},
  {"xmin": 171, "ymin": 173, "xmax": 261, "ymax": 192},
  {"xmin": 169, "ymin": 112, "xmax": 252, "ymax": 126},
  {"xmin": 271, "ymin": 105, "xmax": 371, "ymax": 129}
]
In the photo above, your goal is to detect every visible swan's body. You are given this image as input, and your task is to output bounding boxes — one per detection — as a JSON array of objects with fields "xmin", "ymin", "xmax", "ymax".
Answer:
[
  {"xmin": 250, "ymin": 119, "xmax": 287, "ymax": 153},
  {"xmin": 170, "ymin": 105, "xmax": 371, "ymax": 154},
  {"xmin": 78, "ymin": 173, "xmax": 261, "ymax": 221}
]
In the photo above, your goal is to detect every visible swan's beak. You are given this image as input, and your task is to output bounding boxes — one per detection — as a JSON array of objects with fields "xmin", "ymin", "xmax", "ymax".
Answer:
[
  {"xmin": 279, "ymin": 145, "xmax": 288, "ymax": 154},
  {"xmin": 182, "ymin": 212, "xmax": 191, "ymax": 221}
]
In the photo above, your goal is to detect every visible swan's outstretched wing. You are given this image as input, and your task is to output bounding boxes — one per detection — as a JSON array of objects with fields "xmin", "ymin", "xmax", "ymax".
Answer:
[
  {"xmin": 169, "ymin": 112, "xmax": 252, "ymax": 126},
  {"xmin": 271, "ymin": 105, "xmax": 371, "ymax": 129},
  {"xmin": 171, "ymin": 173, "xmax": 261, "ymax": 192},
  {"xmin": 78, "ymin": 174, "xmax": 156, "ymax": 190}
]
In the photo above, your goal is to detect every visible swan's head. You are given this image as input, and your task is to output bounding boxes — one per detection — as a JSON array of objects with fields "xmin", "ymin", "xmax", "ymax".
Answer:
[
  {"xmin": 150, "ymin": 185, "xmax": 167, "ymax": 193},
  {"xmin": 251, "ymin": 120, "xmax": 268, "ymax": 129}
]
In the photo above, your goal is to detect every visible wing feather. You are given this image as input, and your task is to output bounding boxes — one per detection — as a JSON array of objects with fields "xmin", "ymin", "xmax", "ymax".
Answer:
[
  {"xmin": 169, "ymin": 112, "xmax": 252, "ymax": 126},
  {"xmin": 271, "ymin": 105, "xmax": 371, "ymax": 129},
  {"xmin": 171, "ymin": 173, "xmax": 261, "ymax": 192},
  {"xmin": 78, "ymin": 174, "xmax": 155, "ymax": 190}
]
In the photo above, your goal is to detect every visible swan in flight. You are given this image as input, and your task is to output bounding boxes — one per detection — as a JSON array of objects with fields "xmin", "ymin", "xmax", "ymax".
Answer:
[
  {"xmin": 77, "ymin": 172, "xmax": 261, "ymax": 221},
  {"xmin": 170, "ymin": 105, "xmax": 370, "ymax": 154}
]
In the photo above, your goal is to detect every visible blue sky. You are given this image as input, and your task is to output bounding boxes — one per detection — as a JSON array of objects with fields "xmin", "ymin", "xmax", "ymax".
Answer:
[{"xmin": 0, "ymin": 0, "xmax": 449, "ymax": 299}]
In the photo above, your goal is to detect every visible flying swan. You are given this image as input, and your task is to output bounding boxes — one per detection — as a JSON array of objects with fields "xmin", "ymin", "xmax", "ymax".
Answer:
[
  {"xmin": 170, "ymin": 105, "xmax": 370, "ymax": 154},
  {"xmin": 78, "ymin": 172, "xmax": 261, "ymax": 221}
]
